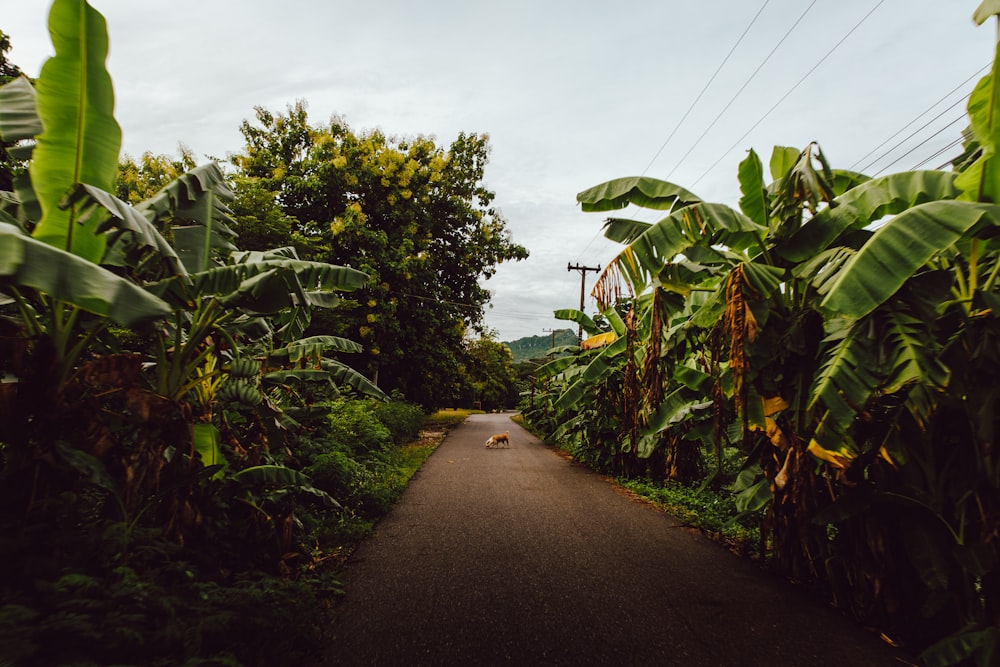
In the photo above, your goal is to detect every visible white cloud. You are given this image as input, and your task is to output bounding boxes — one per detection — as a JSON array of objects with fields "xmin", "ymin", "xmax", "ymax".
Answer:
[{"xmin": 4, "ymin": 0, "xmax": 993, "ymax": 341}]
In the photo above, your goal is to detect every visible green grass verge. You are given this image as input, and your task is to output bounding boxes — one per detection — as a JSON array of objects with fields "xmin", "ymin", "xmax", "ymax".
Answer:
[{"xmin": 616, "ymin": 478, "xmax": 759, "ymax": 556}]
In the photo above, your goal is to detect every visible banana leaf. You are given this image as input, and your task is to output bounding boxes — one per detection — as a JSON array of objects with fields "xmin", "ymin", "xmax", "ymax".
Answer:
[
  {"xmin": 270, "ymin": 335, "xmax": 364, "ymax": 362},
  {"xmin": 0, "ymin": 77, "xmax": 42, "ymax": 142},
  {"xmin": 0, "ymin": 221, "xmax": 171, "ymax": 325},
  {"xmin": 780, "ymin": 171, "xmax": 961, "ymax": 263},
  {"xmin": 30, "ymin": 0, "xmax": 121, "ymax": 262},
  {"xmin": 821, "ymin": 201, "xmax": 1000, "ymax": 319},
  {"xmin": 628, "ymin": 203, "xmax": 765, "ymax": 276},
  {"xmin": 319, "ymin": 359, "xmax": 387, "ymax": 400},
  {"xmin": 136, "ymin": 162, "xmax": 237, "ymax": 272},
  {"xmin": 738, "ymin": 149, "xmax": 768, "ymax": 226},
  {"xmin": 957, "ymin": 37, "xmax": 1000, "ymax": 203},
  {"xmin": 603, "ymin": 217, "xmax": 652, "ymax": 244},
  {"xmin": 553, "ymin": 308, "xmax": 600, "ymax": 335},
  {"xmin": 61, "ymin": 183, "xmax": 187, "ymax": 276},
  {"xmin": 577, "ymin": 176, "xmax": 702, "ymax": 212},
  {"xmin": 192, "ymin": 423, "xmax": 226, "ymax": 478},
  {"xmin": 150, "ymin": 259, "xmax": 369, "ymax": 308},
  {"xmin": 262, "ymin": 369, "xmax": 332, "ymax": 386}
]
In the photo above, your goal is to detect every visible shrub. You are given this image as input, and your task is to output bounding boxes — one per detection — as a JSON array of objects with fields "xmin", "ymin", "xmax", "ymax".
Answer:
[
  {"xmin": 325, "ymin": 400, "xmax": 392, "ymax": 455},
  {"xmin": 373, "ymin": 400, "xmax": 425, "ymax": 443}
]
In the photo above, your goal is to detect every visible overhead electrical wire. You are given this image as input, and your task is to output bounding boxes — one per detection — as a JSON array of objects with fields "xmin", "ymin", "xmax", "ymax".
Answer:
[
  {"xmin": 849, "ymin": 63, "xmax": 989, "ymax": 171},
  {"xmin": 638, "ymin": 0, "xmax": 773, "ymax": 178},
  {"xmin": 858, "ymin": 97, "xmax": 972, "ymax": 174},
  {"xmin": 575, "ymin": 0, "xmax": 774, "ymax": 260},
  {"xmin": 665, "ymin": 0, "xmax": 820, "ymax": 181},
  {"xmin": 912, "ymin": 135, "xmax": 968, "ymax": 170},
  {"xmin": 872, "ymin": 113, "xmax": 967, "ymax": 176},
  {"xmin": 690, "ymin": 0, "xmax": 887, "ymax": 189}
]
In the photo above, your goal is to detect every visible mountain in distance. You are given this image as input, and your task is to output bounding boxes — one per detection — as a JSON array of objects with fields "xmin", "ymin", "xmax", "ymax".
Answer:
[{"xmin": 503, "ymin": 328, "xmax": 577, "ymax": 362}]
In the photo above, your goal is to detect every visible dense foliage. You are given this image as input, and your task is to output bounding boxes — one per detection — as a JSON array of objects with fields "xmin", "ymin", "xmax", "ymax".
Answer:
[
  {"xmin": 230, "ymin": 102, "xmax": 528, "ymax": 410},
  {"xmin": 521, "ymin": 8, "xmax": 1000, "ymax": 665},
  {"xmin": 454, "ymin": 336, "xmax": 520, "ymax": 411},
  {"xmin": 0, "ymin": 29, "xmax": 24, "ymax": 192},
  {"xmin": 0, "ymin": 3, "xmax": 443, "ymax": 664}
]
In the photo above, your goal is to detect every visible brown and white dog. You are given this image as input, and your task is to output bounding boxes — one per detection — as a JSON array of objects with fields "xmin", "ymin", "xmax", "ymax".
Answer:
[{"xmin": 485, "ymin": 431, "xmax": 510, "ymax": 448}]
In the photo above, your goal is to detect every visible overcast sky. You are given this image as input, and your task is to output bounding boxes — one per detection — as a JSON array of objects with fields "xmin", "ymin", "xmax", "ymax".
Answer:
[{"xmin": 3, "ymin": 0, "xmax": 995, "ymax": 341}]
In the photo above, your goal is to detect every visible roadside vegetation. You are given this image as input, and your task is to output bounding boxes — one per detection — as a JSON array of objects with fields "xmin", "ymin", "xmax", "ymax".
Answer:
[
  {"xmin": 520, "ymin": 5, "xmax": 1000, "ymax": 665},
  {"xmin": 0, "ymin": 3, "xmax": 495, "ymax": 664}
]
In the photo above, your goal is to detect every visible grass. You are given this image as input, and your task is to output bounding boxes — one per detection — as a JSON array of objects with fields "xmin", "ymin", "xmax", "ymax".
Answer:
[
  {"xmin": 426, "ymin": 407, "xmax": 481, "ymax": 426},
  {"xmin": 617, "ymin": 477, "xmax": 760, "ymax": 556}
]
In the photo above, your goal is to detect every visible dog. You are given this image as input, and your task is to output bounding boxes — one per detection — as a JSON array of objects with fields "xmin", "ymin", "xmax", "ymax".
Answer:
[{"xmin": 485, "ymin": 431, "xmax": 510, "ymax": 448}]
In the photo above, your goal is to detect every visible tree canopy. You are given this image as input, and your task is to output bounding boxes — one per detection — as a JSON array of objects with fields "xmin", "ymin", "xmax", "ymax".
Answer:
[
  {"xmin": 231, "ymin": 101, "xmax": 528, "ymax": 408},
  {"xmin": 0, "ymin": 30, "xmax": 25, "ymax": 192}
]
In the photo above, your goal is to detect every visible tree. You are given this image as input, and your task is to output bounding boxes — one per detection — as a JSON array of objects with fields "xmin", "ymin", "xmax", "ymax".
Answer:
[
  {"xmin": 115, "ymin": 146, "xmax": 196, "ymax": 203},
  {"xmin": 231, "ymin": 102, "xmax": 528, "ymax": 409},
  {"xmin": 0, "ymin": 29, "xmax": 26, "ymax": 192},
  {"xmin": 458, "ymin": 337, "xmax": 521, "ymax": 411}
]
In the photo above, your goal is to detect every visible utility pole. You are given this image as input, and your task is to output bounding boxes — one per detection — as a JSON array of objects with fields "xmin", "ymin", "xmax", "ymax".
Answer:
[
  {"xmin": 542, "ymin": 328, "xmax": 557, "ymax": 355},
  {"xmin": 567, "ymin": 262, "xmax": 601, "ymax": 344}
]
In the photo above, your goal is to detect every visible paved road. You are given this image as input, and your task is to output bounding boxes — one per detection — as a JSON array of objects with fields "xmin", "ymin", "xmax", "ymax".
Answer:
[{"xmin": 323, "ymin": 414, "xmax": 907, "ymax": 666}]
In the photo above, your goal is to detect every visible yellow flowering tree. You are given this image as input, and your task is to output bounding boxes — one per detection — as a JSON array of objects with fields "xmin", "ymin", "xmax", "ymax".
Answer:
[{"xmin": 233, "ymin": 101, "xmax": 528, "ymax": 408}]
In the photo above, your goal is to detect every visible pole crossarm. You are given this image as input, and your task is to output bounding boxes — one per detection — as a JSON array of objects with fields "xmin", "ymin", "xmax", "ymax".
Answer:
[{"xmin": 567, "ymin": 262, "xmax": 601, "ymax": 344}]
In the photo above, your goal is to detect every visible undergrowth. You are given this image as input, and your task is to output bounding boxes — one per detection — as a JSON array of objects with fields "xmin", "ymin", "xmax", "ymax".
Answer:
[
  {"xmin": 0, "ymin": 399, "xmax": 454, "ymax": 666},
  {"xmin": 616, "ymin": 478, "xmax": 760, "ymax": 556}
]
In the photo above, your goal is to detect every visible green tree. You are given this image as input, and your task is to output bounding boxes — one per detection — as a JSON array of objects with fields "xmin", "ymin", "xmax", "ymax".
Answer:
[
  {"xmin": 115, "ymin": 146, "xmax": 196, "ymax": 203},
  {"xmin": 458, "ymin": 337, "xmax": 521, "ymax": 411},
  {"xmin": 0, "ymin": 29, "xmax": 26, "ymax": 192},
  {"xmin": 232, "ymin": 101, "xmax": 528, "ymax": 409}
]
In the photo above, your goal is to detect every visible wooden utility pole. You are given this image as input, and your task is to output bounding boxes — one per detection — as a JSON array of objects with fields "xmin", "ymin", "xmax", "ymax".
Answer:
[
  {"xmin": 567, "ymin": 262, "xmax": 601, "ymax": 344},
  {"xmin": 542, "ymin": 328, "xmax": 557, "ymax": 354}
]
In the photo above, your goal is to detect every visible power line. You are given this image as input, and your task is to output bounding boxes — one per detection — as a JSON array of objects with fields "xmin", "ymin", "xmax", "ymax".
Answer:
[
  {"xmin": 690, "ymin": 0, "xmax": 886, "ymax": 189},
  {"xmin": 639, "ymin": 0, "xmax": 772, "ymax": 177},
  {"xmin": 912, "ymin": 135, "xmax": 967, "ymax": 171},
  {"xmin": 858, "ymin": 97, "xmax": 972, "ymax": 174},
  {"xmin": 666, "ymin": 0, "xmax": 820, "ymax": 181},
  {"xmin": 873, "ymin": 113, "xmax": 968, "ymax": 176},
  {"xmin": 849, "ymin": 63, "xmax": 989, "ymax": 171},
  {"xmin": 576, "ymin": 0, "xmax": 773, "ymax": 260}
]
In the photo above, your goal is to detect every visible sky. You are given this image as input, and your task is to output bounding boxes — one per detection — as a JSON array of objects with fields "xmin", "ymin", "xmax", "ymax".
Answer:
[{"xmin": 3, "ymin": 0, "xmax": 996, "ymax": 342}]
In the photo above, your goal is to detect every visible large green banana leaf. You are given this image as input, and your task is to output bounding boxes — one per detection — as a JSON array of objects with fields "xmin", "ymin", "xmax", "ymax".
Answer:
[
  {"xmin": 956, "ymin": 36, "xmax": 1000, "ymax": 203},
  {"xmin": 30, "ymin": 0, "xmax": 121, "ymax": 262},
  {"xmin": 534, "ymin": 354, "xmax": 580, "ymax": 380},
  {"xmin": 553, "ymin": 308, "xmax": 600, "ymax": 335},
  {"xmin": 270, "ymin": 335, "xmax": 364, "ymax": 362},
  {"xmin": 0, "ymin": 222, "xmax": 171, "ymax": 325},
  {"xmin": 780, "ymin": 171, "xmax": 961, "ymax": 263},
  {"xmin": 553, "ymin": 336, "xmax": 628, "ymax": 411},
  {"xmin": 0, "ymin": 77, "xmax": 42, "ymax": 143},
  {"xmin": 603, "ymin": 217, "xmax": 652, "ymax": 244},
  {"xmin": 136, "ymin": 162, "xmax": 237, "ymax": 273},
  {"xmin": 577, "ymin": 176, "xmax": 702, "ymax": 213},
  {"xmin": 627, "ymin": 202, "xmax": 765, "ymax": 276},
  {"xmin": 192, "ymin": 423, "xmax": 227, "ymax": 478},
  {"xmin": 151, "ymin": 259, "xmax": 369, "ymax": 308},
  {"xmin": 738, "ymin": 149, "xmax": 768, "ymax": 226},
  {"xmin": 319, "ymin": 359, "xmax": 387, "ymax": 400},
  {"xmin": 61, "ymin": 183, "xmax": 187, "ymax": 275},
  {"xmin": 821, "ymin": 201, "xmax": 1000, "ymax": 319}
]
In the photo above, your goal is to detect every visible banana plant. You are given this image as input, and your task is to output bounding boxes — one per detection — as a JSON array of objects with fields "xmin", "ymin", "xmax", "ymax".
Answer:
[
  {"xmin": 560, "ymin": 5, "xmax": 1000, "ymax": 654},
  {"xmin": 0, "ymin": 0, "xmax": 382, "ymax": 544}
]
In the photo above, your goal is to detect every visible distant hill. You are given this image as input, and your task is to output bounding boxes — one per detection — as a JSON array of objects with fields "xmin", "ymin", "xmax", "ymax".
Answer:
[{"xmin": 503, "ymin": 328, "xmax": 577, "ymax": 362}]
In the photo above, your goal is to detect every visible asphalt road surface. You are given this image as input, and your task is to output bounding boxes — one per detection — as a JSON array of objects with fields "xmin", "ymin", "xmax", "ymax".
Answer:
[{"xmin": 323, "ymin": 414, "xmax": 908, "ymax": 666}]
